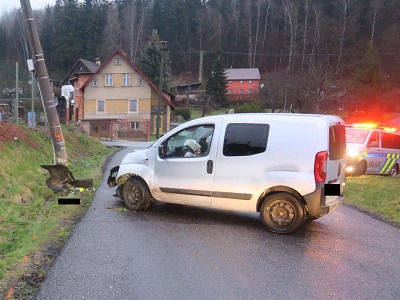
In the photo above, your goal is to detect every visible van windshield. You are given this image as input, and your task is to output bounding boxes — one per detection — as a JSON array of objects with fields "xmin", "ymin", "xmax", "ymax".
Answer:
[{"xmin": 346, "ymin": 128, "xmax": 370, "ymax": 144}]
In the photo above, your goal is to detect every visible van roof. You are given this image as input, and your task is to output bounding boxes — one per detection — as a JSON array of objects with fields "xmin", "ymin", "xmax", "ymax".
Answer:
[{"xmin": 188, "ymin": 113, "xmax": 344, "ymax": 124}]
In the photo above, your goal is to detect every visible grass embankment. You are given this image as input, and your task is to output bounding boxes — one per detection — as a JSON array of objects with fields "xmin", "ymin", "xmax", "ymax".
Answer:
[
  {"xmin": 346, "ymin": 176, "xmax": 400, "ymax": 225},
  {"xmin": 0, "ymin": 123, "xmax": 115, "ymax": 299}
]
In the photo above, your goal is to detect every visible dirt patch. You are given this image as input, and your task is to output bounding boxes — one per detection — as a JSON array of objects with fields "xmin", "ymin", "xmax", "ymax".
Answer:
[
  {"xmin": 0, "ymin": 215, "xmax": 79, "ymax": 299},
  {"xmin": 0, "ymin": 123, "xmax": 38, "ymax": 148},
  {"xmin": 1, "ymin": 243, "xmax": 63, "ymax": 299}
]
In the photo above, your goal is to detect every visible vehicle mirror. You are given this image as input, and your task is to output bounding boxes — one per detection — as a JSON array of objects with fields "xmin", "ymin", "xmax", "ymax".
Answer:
[
  {"xmin": 368, "ymin": 141, "xmax": 378, "ymax": 148},
  {"xmin": 158, "ymin": 144, "xmax": 166, "ymax": 158}
]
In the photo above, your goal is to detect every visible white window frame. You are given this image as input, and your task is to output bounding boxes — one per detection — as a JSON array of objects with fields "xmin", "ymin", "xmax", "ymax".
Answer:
[
  {"xmin": 92, "ymin": 79, "xmax": 98, "ymax": 87},
  {"xmin": 123, "ymin": 73, "xmax": 131, "ymax": 86},
  {"xmin": 239, "ymin": 89, "xmax": 244, "ymax": 94},
  {"xmin": 138, "ymin": 78, "xmax": 144, "ymax": 86},
  {"xmin": 115, "ymin": 57, "xmax": 121, "ymax": 65},
  {"xmin": 129, "ymin": 99, "xmax": 138, "ymax": 113},
  {"xmin": 97, "ymin": 100, "xmax": 105, "ymax": 112},
  {"xmin": 105, "ymin": 74, "xmax": 113, "ymax": 86},
  {"xmin": 248, "ymin": 89, "xmax": 253, "ymax": 94},
  {"xmin": 131, "ymin": 121, "xmax": 140, "ymax": 130},
  {"xmin": 240, "ymin": 80, "xmax": 244, "ymax": 84},
  {"xmin": 249, "ymin": 80, "xmax": 253, "ymax": 84}
]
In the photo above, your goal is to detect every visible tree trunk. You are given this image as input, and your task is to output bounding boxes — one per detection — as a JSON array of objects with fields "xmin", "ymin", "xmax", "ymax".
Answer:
[
  {"xmin": 371, "ymin": 0, "xmax": 380, "ymax": 43},
  {"xmin": 259, "ymin": 0, "xmax": 270, "ymax": 66},
  {"xmin": 252, "ymin": 0, "xmax": 264, "ymax": 68},
  {"xmin": 301, "ymin": 0, "xmax": 309, "ymax": 70},
  {"xmin": 134, "ymin": 6, "xmax": 146, "ymax": 63}
]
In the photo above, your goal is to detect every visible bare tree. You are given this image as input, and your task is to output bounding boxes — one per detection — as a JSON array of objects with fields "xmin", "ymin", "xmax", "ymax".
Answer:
[
  {"xmin": 282, "ymin": 0, "xmax": 298, "ymax": 72},
  {"xmin": 310, "ymin": 5, "xmax": 322, "ymax": 67},
  {"xmin": 120, "ymin": 1, "xmax": 148, "ymax": 63},
  {"xmin": 242, "ymin": 1, "xmax": 253, "ymax": 68},
  {"xmin": 251, "ymin": 0, "xmax": 265, "ymax": 68},
  {"xmin": 259, "ymin": 0, "xmax": 271, "ymax": 66},
  {"xmin": 336, "ymin": 0, "xmax": 357, "ymax": 73},
  {"xmin": 302, "ymin": 56, "xmax": 347, "ymax": 113},
  {"xmin": 230, "ymin": 0, "xmax": 240, "ymax": 66},
  {"xmin": 301, "ymin": 0, "xmax": 309, "ymax": 69},
  {"xmin": 371, "ymin": 0, "xmax": 380, "ymax": 43},
  {"xmin": 101, "ymin": 3, "xmax": 120, "ymax": 56}
]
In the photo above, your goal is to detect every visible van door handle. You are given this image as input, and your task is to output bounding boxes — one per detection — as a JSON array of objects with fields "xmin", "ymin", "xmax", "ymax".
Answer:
[{"xmin": 207, "ymin": 160, "xmax": 213, "ymax": 174}]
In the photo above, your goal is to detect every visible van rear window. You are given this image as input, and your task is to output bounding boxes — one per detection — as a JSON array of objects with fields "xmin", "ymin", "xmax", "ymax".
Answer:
[
  {"xmin": 223, "ymin": 123, "xmax": 269, "ymax": 156},
  {"xmin": 329, "ymin": 125, "xmax": 346, "ymax": 159}
]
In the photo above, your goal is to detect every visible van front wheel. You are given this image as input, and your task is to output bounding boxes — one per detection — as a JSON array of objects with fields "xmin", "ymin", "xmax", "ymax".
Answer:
[
  {"xmin": 260, "ymin": 193, "xmax": 305, "ymax": 234},
  {"xmin": 122, "ymin": 178, "xmax": 150, "ymax": 211}
]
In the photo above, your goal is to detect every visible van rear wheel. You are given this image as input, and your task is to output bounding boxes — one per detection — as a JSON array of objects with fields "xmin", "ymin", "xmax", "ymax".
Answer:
[
  {"xmin": 260, "ymin": 193, "xmax": 306, "ymax": 234},
  {"xmin": 122, "ymin": 178, "xmax": 150, "ymax": 211}
]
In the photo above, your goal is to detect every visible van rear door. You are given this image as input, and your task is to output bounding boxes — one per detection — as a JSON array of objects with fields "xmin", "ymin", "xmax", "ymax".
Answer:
[{"xmin": 325, "ymin": 124, "xmax": 346, "ymax": 201}]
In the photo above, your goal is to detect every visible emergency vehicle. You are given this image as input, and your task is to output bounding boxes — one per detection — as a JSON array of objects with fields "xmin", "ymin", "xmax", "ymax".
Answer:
[{"xmin": 345, "ymin": 123, "xmax": 400, "ymax": 176}]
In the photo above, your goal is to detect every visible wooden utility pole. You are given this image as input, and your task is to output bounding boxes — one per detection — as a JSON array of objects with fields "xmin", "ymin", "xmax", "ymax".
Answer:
[
  {"xmin": 20, "ymin": 0, "xmax": 67, "ymax": 166},
  {"xmin": 20, "ymin": 0, "xmax": 92, "ymax": 191}
]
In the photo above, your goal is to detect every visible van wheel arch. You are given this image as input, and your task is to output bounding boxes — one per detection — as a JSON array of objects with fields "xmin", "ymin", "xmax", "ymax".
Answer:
[{"xmin": 256, "ymin": 186, "xmax": 304, "ymax": 212}]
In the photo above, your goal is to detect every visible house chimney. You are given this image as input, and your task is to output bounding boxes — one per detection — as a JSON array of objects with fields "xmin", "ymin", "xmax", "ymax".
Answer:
[{"xmin": 95, "ymin": 58, "xmax": 101, "ymax": 65}]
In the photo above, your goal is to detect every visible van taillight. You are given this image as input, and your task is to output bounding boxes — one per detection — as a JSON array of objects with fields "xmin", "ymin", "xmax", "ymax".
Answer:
[{"xmin": 314, "ymin": 151, "xmax": 328, "ymax": 182}]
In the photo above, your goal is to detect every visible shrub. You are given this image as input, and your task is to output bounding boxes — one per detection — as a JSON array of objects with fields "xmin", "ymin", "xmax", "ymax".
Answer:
[
  {"xmin": 175, "ymin": 108, "xmax": 191, "ymax": 120},
  {"xmin": 230, "ymin": 101, "xmax": 266, "ymax": 113}
]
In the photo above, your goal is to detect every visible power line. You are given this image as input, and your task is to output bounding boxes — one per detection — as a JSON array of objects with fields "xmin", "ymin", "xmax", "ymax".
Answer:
[{"xmin": 170, "ymin": 50, "xmax": 400, "ymax": 57}]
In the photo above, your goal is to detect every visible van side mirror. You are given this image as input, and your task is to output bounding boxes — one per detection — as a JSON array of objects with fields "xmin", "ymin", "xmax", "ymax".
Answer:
[
  {"xmin": 158, "ymin": 144, "xmax": 166, "ymax": 158},
  {"xmin": 368, "ymin": 141, "xmax": 378, "ymax": 148}
]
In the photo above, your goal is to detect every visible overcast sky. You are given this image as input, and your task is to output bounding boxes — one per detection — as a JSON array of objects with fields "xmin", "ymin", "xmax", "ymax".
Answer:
[{"xmin": 0, "ymin": 0, "xmax": 56, "ymax": 16}]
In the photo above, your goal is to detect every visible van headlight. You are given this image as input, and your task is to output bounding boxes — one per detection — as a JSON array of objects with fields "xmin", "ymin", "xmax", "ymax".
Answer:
[{"xmin": 347, "ymin": 149, "xmax": 359, "ymax": 158}]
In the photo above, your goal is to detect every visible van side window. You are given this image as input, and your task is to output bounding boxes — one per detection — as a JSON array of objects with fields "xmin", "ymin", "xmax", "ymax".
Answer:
[
  {"xmin": 223, "ymin": 123, "xmax": 269, "ymax": 156},
  {"xmin": 164, "ymin": 125, "xmax": 214, "ymax": 158},
  {"xmin": 381, "ymin": 132, "xmax": 400, "ymax": 149}
]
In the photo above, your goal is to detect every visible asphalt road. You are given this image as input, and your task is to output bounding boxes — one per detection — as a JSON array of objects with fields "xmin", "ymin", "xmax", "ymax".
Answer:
[{"xmin": 34, "ymin": 143, "xmax": 400, "ymax": 300}]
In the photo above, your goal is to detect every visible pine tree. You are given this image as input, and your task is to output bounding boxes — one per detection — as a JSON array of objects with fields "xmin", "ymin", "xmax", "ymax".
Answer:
[
  {"xmin": 0, "ymin": 21, "xmax": 6, "ymax": 60},
  {"xmin": 355, "ymin": 41, "xmax": 385, "ymax": 87},
  {"xmin": 40, "ymin": 5, "xmax": 55, "ymax": 68},
  {"xmin": 136, "ymin": 30, "xmax": 171, "ymax": 90},
  {"xmin": 206, "ymin": 54, "xmax": 228, "ymax": 107}
]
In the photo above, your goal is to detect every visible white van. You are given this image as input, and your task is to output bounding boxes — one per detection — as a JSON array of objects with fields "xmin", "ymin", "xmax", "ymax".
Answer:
[
  {"xmin": 345, "ymin": 123, "xmax": 400, "ymax": 176},
  {"xmin": 108, "ymin": 113, "xmax": 346, "ymax": 234}
]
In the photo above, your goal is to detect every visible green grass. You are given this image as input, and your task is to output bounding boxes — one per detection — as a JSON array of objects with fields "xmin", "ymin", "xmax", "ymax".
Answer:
[
  {"xmin": 346, "ymin": 175, "xmax": 400, "ymax": 224},
  {"xmin": 0, "ymin": 124, "xmax": 115, "ymax": 298}
]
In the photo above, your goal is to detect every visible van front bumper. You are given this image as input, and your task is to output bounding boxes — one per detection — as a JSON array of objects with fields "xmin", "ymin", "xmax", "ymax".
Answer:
[
  {"xmin": 303, "ymin": 183, "xmax": 345, "ymax": 219},
  {"xmin": 107, "ymin": 166, "xmax": 119, "ymax": 187}
]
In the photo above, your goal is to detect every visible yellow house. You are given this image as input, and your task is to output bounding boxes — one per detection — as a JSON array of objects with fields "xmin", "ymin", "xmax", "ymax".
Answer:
[{"xmin": 80, "ymin": 49, "xmax": 174, "ymax": 140}]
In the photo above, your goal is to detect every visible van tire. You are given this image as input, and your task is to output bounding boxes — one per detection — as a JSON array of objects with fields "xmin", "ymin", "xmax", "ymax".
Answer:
[
  {"xmin": 389, "ymin": 164, "xmax": 399, "ymax": 176},
  {"xmin": 260, "ymin": 193, "xmax": 306, "ymax": 234},
  {"xmin": 122, "ymin": 178, "xmax": 150, "ymax": 211}
]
